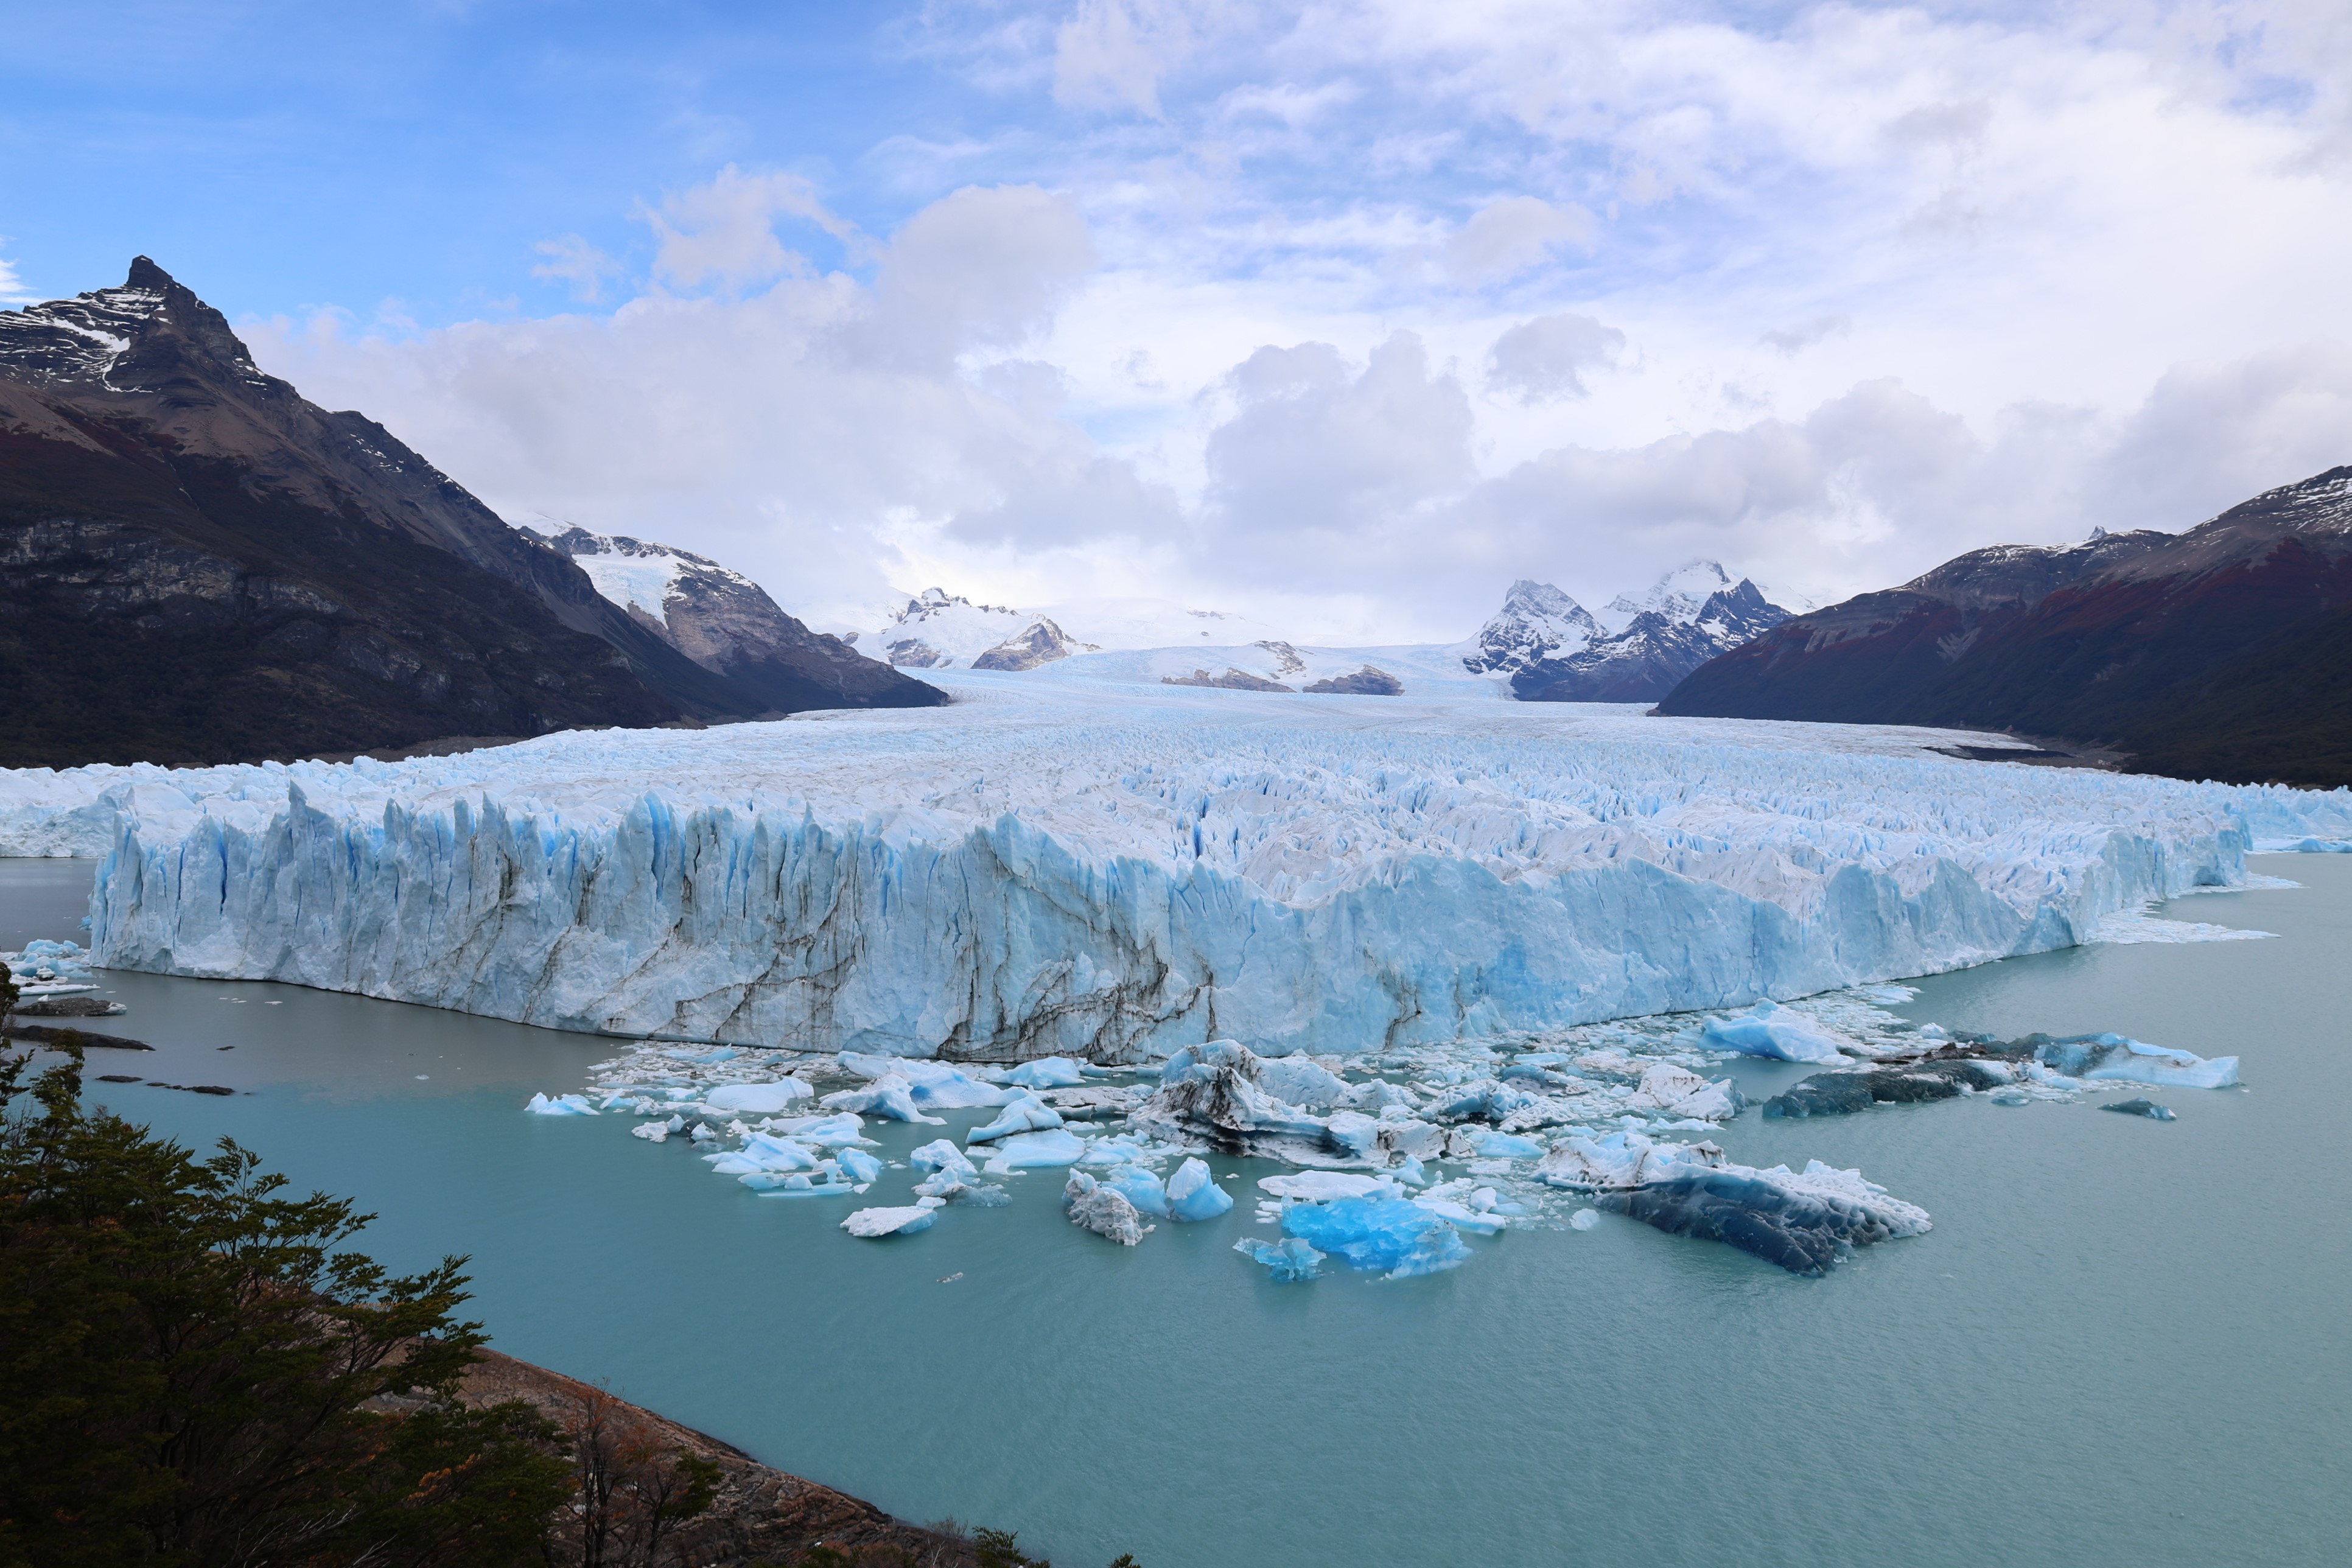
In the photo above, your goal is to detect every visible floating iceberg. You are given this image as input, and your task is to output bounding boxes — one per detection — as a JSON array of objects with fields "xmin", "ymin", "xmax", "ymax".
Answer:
[
  {"xmin": 841, "ymin": 1203, "xmax": 939, "ymax": 1238},
  {"xmin": 1101, "ymin": 1164, "xmax": 1171, "ymax": 1217},
  {"xmin": 1065, "ymin": 1171, "xmax": 1149, "ymax": 1245},
  {"xmin": 1164, "ymin": 1157, "xmax": 1233, "ymax": 1222},
  {"xmin": 1537, "ymin": 1132, "xmax": 1930, "ymax": 1276},
  {"xmin": 1701, "ymin": 1000, "xmax": 1853, "ymax": 1063},
  {"xmin": 60, "ymin": 679, "xmax": 2352, "ymax": 1059},
  {"xmin": 2032, "ymin": 1034, "xmax": 2239, "ymax": 1090},
  {"xmin": 524, "ymin": 1092, "xmax": 599, "ymax": 1116},
  {"xmin": 2101, "ymin": 1098, "xmax": 2177, "ymax": 1120},
  {"xmin": 1234, "ymin": 1236, "xmax": 1326, "ymax": 1281},
  {"xmin": 1762, "ymin": 1060, "xmax": 2011, "ymax": 1118},
  {"xmin": 838, "ymin": 1054, "xmax": 1015, "ymax": 1108},
  {"xmin": 1003, "ymin": 1057, "xmax": 1086, "ymax": 1089},
  {"xmin": 821, "ymin": 1074, "xmax": 943, "ymax": 1124},
  {"xmin": 988, "ymin": 1129, "xmax": 1089, "ymax": 1167},
  {"xmin": 908, "ymin": 1138, "xmax": 979, "ymax": 1179},
  {"xmin": 704, "ymin": 1080, "xmax": 813, "ymax": 1114},
  {"xmin": 1280, "ymin": 1195, "xmax": 1470, "ymax": 1279},
  {"xmin": 966, "ymin": 1091, "xmax": 1065, "ymax": 1143}
]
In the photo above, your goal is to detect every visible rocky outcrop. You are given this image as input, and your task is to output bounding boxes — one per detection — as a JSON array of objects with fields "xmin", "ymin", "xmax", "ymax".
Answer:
[
  {"xmin": 971, "ymin": 617, "xmax": 1079, "ymax": 671},
  {"xmin": 1161, "ymin": 667, "xmax": 1292, "ymax": 692},
  {"xmin": 1303, "ymin": 666, "xmax": 1403, "ymax": 695},
  {"xmin": 455, "ymin": 1350, "xmax": 973, "ymax": 1567}
]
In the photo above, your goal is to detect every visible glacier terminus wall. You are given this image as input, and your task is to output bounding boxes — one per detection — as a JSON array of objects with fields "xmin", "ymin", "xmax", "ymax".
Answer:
[{"xmin": 18, "ymin": 672, "xmax": 2352, "ymax": 1061}]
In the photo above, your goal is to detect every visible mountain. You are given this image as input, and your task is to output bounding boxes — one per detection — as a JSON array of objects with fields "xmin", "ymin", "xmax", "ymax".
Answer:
[
  {"xmin": 531, "ymin": 527, "xmax": 941, "ymax": 712},
  {"xmin": 852, "ymin": 587, "xmax": 1284, "ymax": 670},
  {"xmin": 1459, "ymin": 579, "xmax": 1601, "ymax": 674},
  {"xmin": 0, "ymin": 259, "xmax": 939, "ymax": 768},
  {"xmin": 1469, "ymin": 563, "xmax": 1793, "ymax": 702},
  {"xmin": 1655, "ymin": 467, "xmax": 2352, "ymax": 785}
]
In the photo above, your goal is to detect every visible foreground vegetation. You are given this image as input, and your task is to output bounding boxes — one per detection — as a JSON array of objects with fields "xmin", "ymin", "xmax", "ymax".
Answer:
[{"xmin": 0, "ymin": 968, "xmax": 1124, "ymax": 1567}]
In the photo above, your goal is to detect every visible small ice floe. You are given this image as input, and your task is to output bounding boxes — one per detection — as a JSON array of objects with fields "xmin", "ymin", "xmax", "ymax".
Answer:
[
  {"xmin": 837, "ymin": 1053, "xmax": 1015, "ymax": 1110},
  {"xmin": 987, "ymin": 1129, "xmax": 1088, "ymax": 1167},
  {"xmin": 2101, "ymin": 1098, "xmax": 2177, "ymax": 1121},
  {"xmin": 1233, "ymin": 1236, "xmax": 1325, "ymax": 1281},
  {"xmin": 1100, "ymin": 1164, "xmax": 1169, "ymax": 1217},
  {"xmin": 965, "ymin": 1091, "xmax": 1064, "ymax": 1143},
  {"xmin": 1164, "ymin": 1158, "xmax": 1233, "ymax": 1221},
  {"xmin": 2091, "ymin": 911, "xmax": 2272, "ymax": 945},
  {"xmin": 705, "ymin": 1080, "xmax": 813, "ymax": 1114},
  {"xmin": 1258, "ymin": 1172, "xmax": 1396, "ymax": 1203},
  {"xmin": 1279, "ymin": 1195, "xmax": 1469, "ymax": 1279},
  {"xmin": 1537, "ymin": 1132, "xmax": 1930, "ymax": 1277},
  {"xmin": 1064, "ymin": 1171, "xmax": 1150, "ymax": 1245},
  {"xmin": 631, "ymin": 1116, "xmax": 686, "ymax": 1142},
  {"xmin": 759, "ymin": 1112, "xmax": 876, "ymax": 1146},
  {"xmin": 1003, "ymin": 1056, "xmax": 1087, "ymax": 1089},
  {"xmin": 1699, "ymin": 1000, "xmax": 1855, "ymax": 1063},
  {"xmin": 1569, "ymin": 1208, "xmax": 1601, "ymax": 1231},
  {"xmin": 908, "ymin": 1139, "xmax": 979, "ymax": 1180},
  {"xmin": 841, "ymin": 1202, "xmax": 940, "ymax": 1238},
  {"xmin": 820, "ymin": 1073, "xmax": 943, "ymax": 1124},
  {"xmin": 2034, "ymin": 1034, "xmax": 2238, "ymax": 1090},
  {"xmin": 524, "ymin": 1092, "xmax": 600, "ymax": 1115}
]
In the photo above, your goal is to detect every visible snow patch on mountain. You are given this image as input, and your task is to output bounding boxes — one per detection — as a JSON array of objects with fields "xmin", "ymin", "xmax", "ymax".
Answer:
[{"xmin": 855, "ymin": 589, "xmax": 1287, "ymax": 671}]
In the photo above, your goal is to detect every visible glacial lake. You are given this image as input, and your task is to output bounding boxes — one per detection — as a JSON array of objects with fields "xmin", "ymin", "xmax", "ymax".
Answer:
[{"xmin": 9, "ymin": 856, "xmax": 2347, "ymax": 1567}]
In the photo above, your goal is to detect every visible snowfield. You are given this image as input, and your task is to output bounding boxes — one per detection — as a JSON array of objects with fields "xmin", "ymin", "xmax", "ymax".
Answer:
[{"xmin": 7, "ymin": 670, "xmax": 2350, "ymax": 1057}]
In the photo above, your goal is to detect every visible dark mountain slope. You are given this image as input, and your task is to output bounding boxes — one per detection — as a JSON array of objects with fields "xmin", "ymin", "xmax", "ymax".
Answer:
[
  {"xmin": 1514, "ymin": 577, "xmax": 1792, "ymax": 703},
  {"xmin": 1657, "ymin": 467, "xmax": 2352, "ymax": 785},
  {"xmin": 0, "ymin": 259, "xmax": 940, "ymax": 766},
  {"xmin": 534, "ymin": 525, "xmax": 943, "ymax": 713}
]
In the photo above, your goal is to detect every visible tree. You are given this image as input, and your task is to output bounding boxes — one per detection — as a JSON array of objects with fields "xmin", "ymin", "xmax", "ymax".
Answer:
[
  {"xmin": 546, "ymin": 1384, "xmax": 720, "ymax": 1568},
  {"xmin": 0, "ymin": 1041, "xmax": 572, "ymax": 1567}
]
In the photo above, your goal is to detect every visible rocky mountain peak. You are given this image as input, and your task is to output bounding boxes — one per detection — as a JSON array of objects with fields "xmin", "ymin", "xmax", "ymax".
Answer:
[
  {"xmin": 0, "ymin": 256, "xmax": 269, "ymax": 393},
  {"xmin": 1461, "ymin": 579, "xmax": 1600, "ymax": 675}
]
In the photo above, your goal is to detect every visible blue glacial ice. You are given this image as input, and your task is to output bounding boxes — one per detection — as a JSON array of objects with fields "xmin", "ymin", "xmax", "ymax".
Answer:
[
  {"xmin": 1101, "ymin": 1164, "xmax": 1171, "ymax": 1217},
  {"xmin": 838, "ymin": 1054, "xmax": 1015, "ymax": 1108},
  {"xmin": 524, "ymin": 1093, "xmax": 599, "ymax": 1116},
  {"xmin": 820, "ymin": 1074, "xmax": 942, "ymax": 1124},
  {"xmin": 1233, "ymin": 1236, "xmax": 1326, "ymax": 1281},
  {"xmin": 966, "ymin": 1091, "xmax": 1065, "ymax": 1142},
  {"xmin": 1279, "ymin": 1195, "xmax": 1471, "ymax": 1279},
  {"xmin": 1164, "ymin": 1157, "xmax": 1233, "ymax": 1221},
  {"xmin": 1004, "ymin": 1056, "xmax": 1086, "ymax": 1088},
  {"xmin": 47, "ymin": 678, "xmax": 2352, "ymax": 1057},
  {"xmin": 1701, "ymin": 1000, "xmax": 1852, "ymax": 1063}
]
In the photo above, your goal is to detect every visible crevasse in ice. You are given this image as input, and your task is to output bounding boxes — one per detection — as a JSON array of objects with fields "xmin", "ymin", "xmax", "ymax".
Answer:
[{"xmin": 19, "ymin": 677, "xmax": 2344, "ymax": 1059}]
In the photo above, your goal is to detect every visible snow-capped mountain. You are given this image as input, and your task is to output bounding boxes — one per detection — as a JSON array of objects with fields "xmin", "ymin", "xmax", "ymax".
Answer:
[
  {"xmin": 1458, "ymin": 581, "xmax": 1603, "ymax": 674},
  {"xmin": 534, "ymin": 527, "xmax": 942, "ymax": 713},
  {"xmin": 853, "ymin": 589, "xmax": 1285, "ymax": 671},
  {"xmin": 1461, "ymin": 562, "xmax": 1794, "ymax": 704}
]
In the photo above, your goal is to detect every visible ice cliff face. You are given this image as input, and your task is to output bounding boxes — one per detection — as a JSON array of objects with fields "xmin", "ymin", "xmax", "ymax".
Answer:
[{"xmin": 35, "ymin": 676, "xmax": 2351, "ymax": 1060}]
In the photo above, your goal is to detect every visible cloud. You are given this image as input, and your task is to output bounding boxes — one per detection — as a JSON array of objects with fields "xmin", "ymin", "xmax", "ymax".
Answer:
[
  {"xmin": 639, "ymin": 164, "xmax": 868, "ymax": 293},
  {"xmin": 859, "ymin": 184, "xmax": 1097, "ymax": 368},
  {"xmin": 1203, "ymin": 332, "xmax": 1474, "ymax": 551},
  {"xmin": 1052, "ymin": 0, "xmax": 1220, "ymax": 117},
  {"xmin": 1444, "ymin": 197, "xmax": 1594, "ymax": 283},
  {"xmin": 0, "ymin": 254, "xmax": 29, "ymax": 304},
  {"xmin": 1485, "ymin": 312, "xmax": 1625, "ymax": 402},
  {"xmin": 530, "ymin": 236, "xmax": 625, "ymax": 303},
  {"xmin": 1759, "ymin": 314, "xmax": 1850, "ymax": 356},
  {"xmin": 2095, "ymin": 339, "xmax": 2352, "ymax": 526}
]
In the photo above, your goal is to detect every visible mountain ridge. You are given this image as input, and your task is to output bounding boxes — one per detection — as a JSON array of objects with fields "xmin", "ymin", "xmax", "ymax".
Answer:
[{"xmin": 1657, "ymin": 466, "xmax": 2352, "ymax": 785}]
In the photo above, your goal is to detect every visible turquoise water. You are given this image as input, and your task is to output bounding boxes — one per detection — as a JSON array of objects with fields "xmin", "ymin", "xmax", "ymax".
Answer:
[{"xmin": 9, "ymin": 860, "xmax": 2347, "ymax": 1567}]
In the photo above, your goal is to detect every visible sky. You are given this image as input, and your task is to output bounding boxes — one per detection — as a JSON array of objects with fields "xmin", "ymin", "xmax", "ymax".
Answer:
[{"xmin": 5, "ymin": 1, "xmax": 2352, "ymax": 642}]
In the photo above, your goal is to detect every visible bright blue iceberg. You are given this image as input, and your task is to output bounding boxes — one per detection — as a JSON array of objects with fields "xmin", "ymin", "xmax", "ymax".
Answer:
[{"xmin": 1281, "ymin": 1195, "xmax": 1470, "ymax": 1279}]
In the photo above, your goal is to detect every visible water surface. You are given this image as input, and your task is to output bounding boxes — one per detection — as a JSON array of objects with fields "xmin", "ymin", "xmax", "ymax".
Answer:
[{"xmin": 9, "ymin": 859, "xmax": 2345, "ymax": 1567}]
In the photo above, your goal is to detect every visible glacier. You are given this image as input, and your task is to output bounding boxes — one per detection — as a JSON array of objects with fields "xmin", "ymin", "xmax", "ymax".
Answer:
[{"xmin": 4, "ymin": 671, "xmax": 2340, "ymax": 1062}]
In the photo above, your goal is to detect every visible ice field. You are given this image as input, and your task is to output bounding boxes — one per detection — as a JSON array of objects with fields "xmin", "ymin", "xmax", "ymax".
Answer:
[{"xmin": 3, "ymin": 670, "xmax": 2347, "ymax": 1065}]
